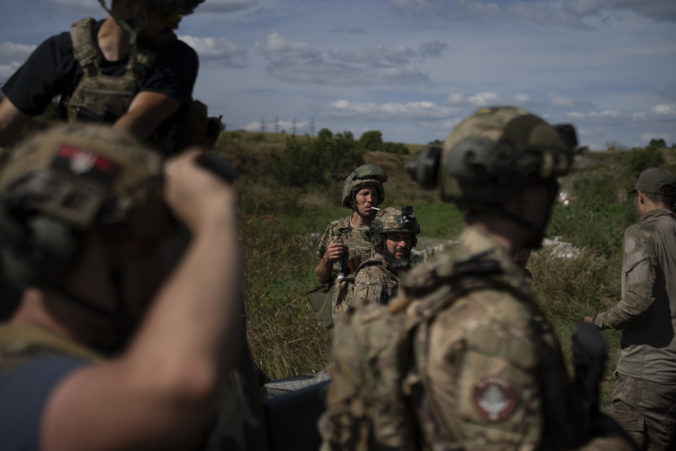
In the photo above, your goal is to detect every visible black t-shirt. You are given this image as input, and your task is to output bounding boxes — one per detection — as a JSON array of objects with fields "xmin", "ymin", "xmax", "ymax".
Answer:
[{"xmin": 1, "ymin": 19, "xmax": 198, "ymax": 117}]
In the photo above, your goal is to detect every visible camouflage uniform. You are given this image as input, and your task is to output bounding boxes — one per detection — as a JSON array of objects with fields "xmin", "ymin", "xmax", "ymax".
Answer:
[
  {"xmin": 317, "ymin": 216, "xmax": 375, "ymax": 318},
  {"xmin": 594, "ymin": 208, "xmax": 676, "ymax": 449},
  {"xmin": 320, "ymin": 106, "xmax": 632, "ymax": 451},
  {"xmin": 349, "ymin": 255, "xmax": 400, "ymax": 308}
]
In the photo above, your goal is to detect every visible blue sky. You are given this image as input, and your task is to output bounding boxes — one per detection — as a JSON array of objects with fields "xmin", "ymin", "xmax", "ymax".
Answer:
[{"xmin": 1, "ymin": 0, "xmax": 675, "ymax": 149}]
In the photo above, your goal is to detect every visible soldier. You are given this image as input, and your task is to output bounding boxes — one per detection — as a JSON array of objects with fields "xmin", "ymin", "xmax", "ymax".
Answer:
[
  {"xmin": 0, "ymin": 0, "xmax": 205, "ymax": 152},
  {"xmin": 314, "ymin": 164, "xmax": 387, "ymax": 322},
  {"xmin": 585, "ymin": 167, "xmax": 676, "ymax": 449},
  {"xmin": 319, "ymin": 106, "xmax": 632, "ymax": 450},
  {"xmin": 0, "ymin": 124, "xmax": 247, "ymax": 449},
  {"xmin": 349, "ymin": 206, "xmax": 420, "ymax": 308}
]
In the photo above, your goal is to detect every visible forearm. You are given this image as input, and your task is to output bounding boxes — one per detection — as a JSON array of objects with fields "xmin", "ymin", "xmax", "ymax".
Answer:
[
  {"xmin": 0, "ymin": 97, "xmax": 29, "ymax": 147},
  {"xmin": 114, "ymin": 91, "xmax": 180, "ymax": 141},
  {"xmin": 594, "ymin": 289, "xmax": 653, "ymax": 330},
  {"xmin": 128, "ymin": 213, "xmax": 242, "ymax": 398},
  {"xmin": 315, "ymin": 256, "xmax": 333, "ymax": 283}
]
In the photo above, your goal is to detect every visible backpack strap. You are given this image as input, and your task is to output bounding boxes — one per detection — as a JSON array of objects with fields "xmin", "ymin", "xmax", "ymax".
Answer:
[{"xmin": 70, "ymin": 18, "xmax": 101, "ymax": 77}]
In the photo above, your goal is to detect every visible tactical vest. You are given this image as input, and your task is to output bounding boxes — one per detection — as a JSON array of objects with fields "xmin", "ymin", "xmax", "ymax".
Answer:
[
  {"xmin": 319, "ymin": 250, "xmax": 590, "ymax": 450},
  {"xmin": 67, "ymin": 18, "xmax": 157, "ymax": 125},
  {"xmin": 0, "ymin": 323, "xmax": 101, "ymax": 376},
  {"xmin": 66, "ymin": 18, "xmax": 223, "ymax": 155}
]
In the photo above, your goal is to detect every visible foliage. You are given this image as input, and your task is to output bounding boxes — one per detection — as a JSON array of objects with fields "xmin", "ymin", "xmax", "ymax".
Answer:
[
  {"xmin": 271, "ymin": 130, "xmax": 364, "ymax": 190},
  {"xmin": 627, "ymin": 145, "xmax": 664, "ymax": 176}
]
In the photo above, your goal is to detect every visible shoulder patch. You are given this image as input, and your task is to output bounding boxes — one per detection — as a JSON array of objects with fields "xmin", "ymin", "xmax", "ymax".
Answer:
[{"xmin": 472, "ymin": 375, "xmax": 517, "ymax": 422}]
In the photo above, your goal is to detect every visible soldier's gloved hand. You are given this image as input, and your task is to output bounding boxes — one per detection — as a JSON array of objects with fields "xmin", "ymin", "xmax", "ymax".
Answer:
[
  {"xmin": 163, "ymin": 148, "xmax": 237, "ymax": 234},
  {"xmin": 324, "ymin": 237, "xmax": 347, "ymax": 263}
]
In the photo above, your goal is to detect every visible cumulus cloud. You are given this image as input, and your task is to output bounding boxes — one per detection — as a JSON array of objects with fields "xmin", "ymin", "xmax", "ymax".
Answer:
[
  {"xmin": 179, "ymin": 35, "xmax": 247, "ymax": 68},
  {"xmin": 243, "ymin": 118, "xmax": 307, "ymax": 133},
  {"xmin": 322, "ymin": 99, "xmax": 459, "ymax": 120},
  {"xmin": 256, "ymin": 32, "xmax": 321, "ymax": 61},
  {"xmin": 567, "ymin": 110, "xmax": 622, "ymax": 119},
  {"xmin": 256, "ymin": 32, "xmax": 434, "ymax": 86},
  {"xmin": 468, "ymin": 92, "xmax": 498, "ymax": 106},
  {"xmin": 0, "ymin": 42, "xmax": 36, "ymax": 63},
  {"xmin": 418, "ymin": 40, "xmax": 448, "ymax": 57},
  {"xmin": 267, "ymin": 61, "xmax": 429, "ymax": 86},
  {"xmin": 390, "ymin": 0, "xmax": 676, "ymax": 26},
  {"xmin": 198, "ymin": 0, "xmax": 257, "ymax": 13},
  {"xmin": 652, "ymin": 104, "xmax": 676, "ymax": 115},
  {"xmin": 0, "ymin": 62, "xmax": 22, "ymax": 80}
]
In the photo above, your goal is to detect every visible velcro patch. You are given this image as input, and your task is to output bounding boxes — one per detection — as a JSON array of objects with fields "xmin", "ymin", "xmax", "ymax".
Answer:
[
  {"xmin": 51, "ymin": 145, "xmax": 119, "ymax": 186},
  {"xmin": 472, "ymin": 375, "xmax": 517, "ymax": 422}
]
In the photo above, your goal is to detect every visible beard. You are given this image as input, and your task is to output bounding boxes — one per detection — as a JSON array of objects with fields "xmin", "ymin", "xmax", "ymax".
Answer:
[{"xmin": 383, "ymin": 248, "xmax": 409, "ymax": 269}]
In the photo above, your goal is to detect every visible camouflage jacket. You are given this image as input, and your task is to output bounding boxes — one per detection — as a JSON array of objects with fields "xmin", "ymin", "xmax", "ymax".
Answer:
[
  {"xmin": 594, "ymin": 208, "xmax": 676, "ymax": 383},
  {"xmin": 317, "ymin": 216, "xmax": 377, "ymax": 319},
  {"xmin": 320, "ymin": 226, "xmax": 630, "ymax": 450},
  {"xmin": 348, "ymin": 254, "xmax": 406, "ymax": 309}
]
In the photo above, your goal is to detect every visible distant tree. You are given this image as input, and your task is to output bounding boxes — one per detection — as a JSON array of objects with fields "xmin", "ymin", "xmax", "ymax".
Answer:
[
  {"xmin": 359, "ymin": 130, "xmax": 383, "ymax": 151},
  {"xmin": 649, "ymin": 138, "xmax": 666, "ymax": 148},
  {"xmin": 628, "ymin": 145, "xmax": 663, "ymax": 176},
  {"xmin": 429, "ymin": 139, "xmax": 443, "ymax": 145}
]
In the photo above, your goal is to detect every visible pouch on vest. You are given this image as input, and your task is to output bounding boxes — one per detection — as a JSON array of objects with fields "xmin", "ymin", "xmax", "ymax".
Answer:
[{"xmin": 307, "ymin": 283, "xmax": 333, "ymax": 329}]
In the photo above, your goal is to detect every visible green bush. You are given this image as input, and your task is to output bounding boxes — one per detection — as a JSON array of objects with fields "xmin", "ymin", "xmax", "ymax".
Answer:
[{"xmin": 627, "ymin": 145, "xmax": 664, "ymax": 176}]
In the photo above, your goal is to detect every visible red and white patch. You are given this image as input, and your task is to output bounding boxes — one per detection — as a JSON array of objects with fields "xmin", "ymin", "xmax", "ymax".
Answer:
[{"xmin": 472, "ymin": 375, "xmax": 517, "ymax": 422}]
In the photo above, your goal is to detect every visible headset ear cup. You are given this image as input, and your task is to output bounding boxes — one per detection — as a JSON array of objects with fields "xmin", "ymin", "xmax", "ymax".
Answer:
[
  {"xmin": 28, "ymin": 217, "xmax": 79, "ymax": 284},
  {"xmin": 1, "ymin": 216, "xmax": 79, "ymax": 287}
]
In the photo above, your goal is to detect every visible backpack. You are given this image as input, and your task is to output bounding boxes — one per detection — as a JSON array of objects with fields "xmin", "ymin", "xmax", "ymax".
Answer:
[{"xmin": 319, "ymin": 251, "xmax": 504, "ymax": 450}]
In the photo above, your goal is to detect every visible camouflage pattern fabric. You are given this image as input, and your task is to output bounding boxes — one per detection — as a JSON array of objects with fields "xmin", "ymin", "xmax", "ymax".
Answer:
[
  {"xmin": 67, "ymin": 18, "xmax": 157, "ymax": 125},
  {"xmin": 348, "ymin": 255, "xmax": 402, "ymax": 309},
  {"xmin": 320, "ymin": 225, "xmax": 628, "ymax": 450},
  {"xmin": 317, "ymin": 216, "xmax": 377, "ymax": 319}
]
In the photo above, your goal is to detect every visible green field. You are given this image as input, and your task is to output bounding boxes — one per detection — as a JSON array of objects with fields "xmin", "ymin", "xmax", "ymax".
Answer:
[{"xmin": 219, "ymin": 130, "xmax": 675, "ymax": 410}]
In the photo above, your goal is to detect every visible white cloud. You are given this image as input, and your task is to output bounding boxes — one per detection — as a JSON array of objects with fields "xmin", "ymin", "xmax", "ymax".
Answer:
[
  {"xmin": 179, "ymin": 35, "xmax": 247, "ymax": 68},
  {"xmin": 468, "ymin": 92, "xmax": 498, "ymax": 106},
  {"xmin": 0, "ymin": 62, "xmax": 22, "ymax": 80},
  {"xmin": 652, "ymin": 104, "xmax": 676, "ymax": 115},
  {"xmin": 255, "ymin": 32, "xmax": 320, "ymax": 61},
  {"xmin": 323, "ymin": 99, "xmax": 459, "ymax": 120},
  {"xmin": 199, "ymin": 0, "xmax": 257, "ymax": 13},
  {"xmin": 330, "ymin": 45, "xmax": 416, "ymax": 65},
  {"xmin": 266, "ymin": 60, "xmax": 429, "ymax": 86},
  {"xmin": 446, "ymin": 93, "xmax": 465, "ymax": 104},
  {"xmin": 567, "ymin": 110, "xmax": 622, "ymax": 119},
  {"xmin": 0, "ymin": 42, "xmax": 37, "ymax": 62}
]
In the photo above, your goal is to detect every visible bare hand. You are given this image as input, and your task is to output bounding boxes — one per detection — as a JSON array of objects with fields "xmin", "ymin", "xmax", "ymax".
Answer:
[
  {"xmin": 583, "ymin": 316, "xmax": 595, "ymax": 324},
  {"xmin": 324, "ymin": 238, "xmax": 347, "ymax": 262}
]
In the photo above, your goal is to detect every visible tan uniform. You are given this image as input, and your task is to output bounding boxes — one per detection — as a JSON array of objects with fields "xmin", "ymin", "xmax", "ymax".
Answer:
[
  {"xmin": 317, "ymin": 216, "xmax": 376, "ymax": 318},
  {"xmin": 594, "ymin": 208, "xmax": 676, "ymax": 449}
]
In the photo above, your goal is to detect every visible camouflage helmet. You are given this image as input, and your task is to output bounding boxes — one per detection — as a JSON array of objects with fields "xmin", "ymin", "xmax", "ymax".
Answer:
[
  {"xmin": 0, "ymin": 123, "xmax": 170, "ymax": 287},
  {"xmin": 341, "ymin": 164, "xmax": 388, "ymax": 208},
  {"xmin": 439, "ymin": 106, "xmax": 575, "ymax": 207},
  {"xmin": 367, "ymin": 206, "xmax": 420, "ymax": 248}
]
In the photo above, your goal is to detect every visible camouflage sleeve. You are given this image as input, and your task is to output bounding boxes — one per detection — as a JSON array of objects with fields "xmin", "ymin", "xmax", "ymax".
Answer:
[
  {"xmin": 317, "ymin": 224, "xmax": 336, "ymax": 259},
  {"xmin": 424, "ymin": 292, "xmax": 545, "ymax": 449},
  {"xmin": 351, "ymin": 265, "xmax": 386, "ymax": 308},
  {"xmin": 594, "ymin": 227, "xmax": 655, "ymax": 330}
]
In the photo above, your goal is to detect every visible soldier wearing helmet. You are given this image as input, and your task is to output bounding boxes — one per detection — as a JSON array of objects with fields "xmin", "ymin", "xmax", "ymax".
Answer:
[
  {"xmin": 314, "ymin": 164, "xmax": 387, "ymax": 323},
  {"xmin": 0, "ymin": 123, "xmax": 247, "ymax": 449},
  {"xmin": 348, "ymin": 206, "xmax": 420, "ymax": 308},
  {"xmin": 0, "ymin": 0, "xmax": 204, "ymax": 152},
  {"xmin": 320, "ymin": 107, "xmax": 632, "ymax": 450}
]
